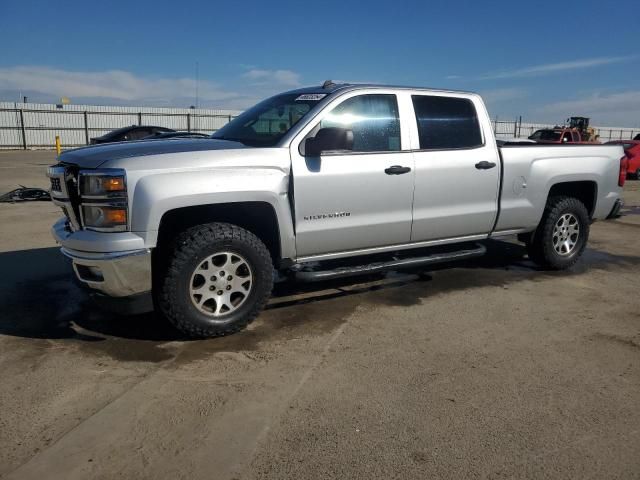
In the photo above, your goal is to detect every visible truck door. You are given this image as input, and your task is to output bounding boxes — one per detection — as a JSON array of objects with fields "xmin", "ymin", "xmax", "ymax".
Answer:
[
  {"xmin": 290, "ymin": 92, "xmax": 415, "ymax": 258},
  {"xmin": 408, "ymin": 93, "xmax": 500, "ymax": 242}
]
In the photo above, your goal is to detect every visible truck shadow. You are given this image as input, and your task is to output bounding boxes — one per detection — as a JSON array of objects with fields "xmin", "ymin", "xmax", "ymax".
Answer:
[{"xmin": 1, "ymin": 241, "xmax": 639, "ymax": 346}]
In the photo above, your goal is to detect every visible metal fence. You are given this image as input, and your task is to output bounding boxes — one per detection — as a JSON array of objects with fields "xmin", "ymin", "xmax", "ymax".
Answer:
[
  {"xmin": 1, "ymin": 102, "xmax": 638, "ymax": 149},
  {"xmin": 0, "ymin": 102, "xmax": 241, "ymax": 149},
  {"xmin": 492, "ymin": 116, "xmax": 638, "ymax": 142}
]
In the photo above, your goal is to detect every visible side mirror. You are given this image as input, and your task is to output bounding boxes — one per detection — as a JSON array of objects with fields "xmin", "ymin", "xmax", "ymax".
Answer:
[{"xmin": 304, "ymin": 127, "xmax": 354, "ymax": 156}]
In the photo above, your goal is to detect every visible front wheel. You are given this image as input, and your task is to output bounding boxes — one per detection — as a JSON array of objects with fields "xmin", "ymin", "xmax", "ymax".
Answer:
[
  {"xmin": 526, "ymin": 196, "xmax": 590, "ymax": 270},
  {"xmin": 159, "ymin": 222, "xmax": 273, "ymax": 338}
]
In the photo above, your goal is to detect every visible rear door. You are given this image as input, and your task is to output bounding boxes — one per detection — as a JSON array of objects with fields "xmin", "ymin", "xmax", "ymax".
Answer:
[
  {"xmin": 290, "ymin": 91, "xmax": 415, "ymax": 258},
  {"xmin": 408, "ymin": 93, "xmax": 500, "ymax": 242}
]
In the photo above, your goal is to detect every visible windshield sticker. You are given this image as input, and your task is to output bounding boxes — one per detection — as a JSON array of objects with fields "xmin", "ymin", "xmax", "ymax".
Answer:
[{"xmin": 295, "ymin": 94, "xmax": 327, "ymax": 101}]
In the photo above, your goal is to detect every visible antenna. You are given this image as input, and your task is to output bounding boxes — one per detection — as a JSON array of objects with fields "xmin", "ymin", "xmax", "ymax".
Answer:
[{"xmin": 322, "ymin": 79, "xmax": 335, "ymax": 89}]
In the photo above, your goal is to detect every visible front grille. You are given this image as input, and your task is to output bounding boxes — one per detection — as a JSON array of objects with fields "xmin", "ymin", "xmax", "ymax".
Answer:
[
  {"xmin": 47, "ymin": 163, "xmax": 82, "ymax": 231},
  {"xmin": 50, "ymin": 177, "xmax": 61, "ymax": 192},
  {"xmin": 64, "ymin": 166, "xmax": 82, "ymax": 229}
]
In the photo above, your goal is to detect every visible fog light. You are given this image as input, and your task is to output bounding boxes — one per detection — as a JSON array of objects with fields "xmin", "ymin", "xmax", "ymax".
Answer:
[
  {"xmin": 76, "ymin": 265, "xmax": 104, "ymax": 282},
  {"xmin": 88, "ymin": 266, "xmax": 102, "ymax": 277}
]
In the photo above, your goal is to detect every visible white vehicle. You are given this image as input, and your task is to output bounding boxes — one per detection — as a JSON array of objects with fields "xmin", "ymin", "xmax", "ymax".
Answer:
[{"xmin": 47, "ymin": 82, "xmax": 626, "ymax": 337}]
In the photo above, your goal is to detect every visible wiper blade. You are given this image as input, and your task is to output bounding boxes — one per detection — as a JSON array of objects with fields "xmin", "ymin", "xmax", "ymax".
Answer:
[{"xmin": 212, "ymin": 136, "xmax": 246, "ymax": 145}]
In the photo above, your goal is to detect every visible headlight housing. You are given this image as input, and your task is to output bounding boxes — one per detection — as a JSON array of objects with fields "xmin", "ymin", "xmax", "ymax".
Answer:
[
  {"xmin": 81, "ymin": 204, "xmax": 128, "ymax": 231},
  {"xmin": 78, "ymin": 169, "xmax": 128, "ymax": 232},
  {"xmin": 80, "ymin": 170, "xmax": 126, "ymax": 197}
]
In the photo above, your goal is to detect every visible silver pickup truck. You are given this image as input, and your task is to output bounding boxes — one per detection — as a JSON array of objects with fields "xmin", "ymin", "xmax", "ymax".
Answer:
[{"xmin": 47, "ymin": 82, "xmax": 626, "ymax": 337}]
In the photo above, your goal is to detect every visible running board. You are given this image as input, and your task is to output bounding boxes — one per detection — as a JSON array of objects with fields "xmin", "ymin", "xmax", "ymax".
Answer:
[{"xmin": 293, "ymin": 243, "xmax": 487, "ymax": 282}]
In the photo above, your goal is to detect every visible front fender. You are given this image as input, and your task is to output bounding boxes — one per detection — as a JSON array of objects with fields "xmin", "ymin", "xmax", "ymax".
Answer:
[{"xmin": 130, "ymin": 167, "xmax": 296, "ymax": 260}]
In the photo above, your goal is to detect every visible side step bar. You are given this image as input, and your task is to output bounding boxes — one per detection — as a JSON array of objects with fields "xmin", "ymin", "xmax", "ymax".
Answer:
[{"xmin": 293, "ymin": 243, "xmax": 487, "ymax": 282}]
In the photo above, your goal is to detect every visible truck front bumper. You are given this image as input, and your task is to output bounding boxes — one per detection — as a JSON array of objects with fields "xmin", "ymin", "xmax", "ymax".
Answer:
[{"xmin": 52, "ymin": 218, "xmax": 153, "ymax": 301}]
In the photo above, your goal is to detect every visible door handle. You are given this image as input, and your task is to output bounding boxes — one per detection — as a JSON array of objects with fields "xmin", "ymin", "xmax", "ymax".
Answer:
[
  {"xmin": 385, "ymin": 165, "xmax": 412, "ymax": 175},
  {"xmin": 475, "ymin": 161, "xmax": 497, "ymax": 170}
]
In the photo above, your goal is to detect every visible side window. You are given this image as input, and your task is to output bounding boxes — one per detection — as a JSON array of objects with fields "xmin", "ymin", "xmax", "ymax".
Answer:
[
  {"xmin": 411, "ymin": 95, "xmax": 482, "ymax": 149},
  {"xmin": 320, "ymin": 94, "xmax": 401, "ymax": 152}
]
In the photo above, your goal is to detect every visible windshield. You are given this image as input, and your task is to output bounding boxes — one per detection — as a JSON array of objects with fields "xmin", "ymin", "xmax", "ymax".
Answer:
[{"xmin": 211, "ymin": 93, "xmax": 325, "ymax": 147}]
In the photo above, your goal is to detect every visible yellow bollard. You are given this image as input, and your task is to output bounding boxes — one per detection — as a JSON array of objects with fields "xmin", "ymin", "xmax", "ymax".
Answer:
[{"xmin": 55, "ymin": 136, "xmax": 61, "ymax": 156}]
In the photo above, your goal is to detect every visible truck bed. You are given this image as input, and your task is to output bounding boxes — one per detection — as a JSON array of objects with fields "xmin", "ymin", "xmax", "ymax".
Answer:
[{"xmin": 494, "ymin": 143, "xmax": 624, "ymax": 233}]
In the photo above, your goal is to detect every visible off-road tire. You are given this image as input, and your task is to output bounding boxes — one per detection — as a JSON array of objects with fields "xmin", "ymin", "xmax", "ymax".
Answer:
[
  {"xmin": 526, "ymin": 196, "xmax": 590, "ymax": 270},
  {"xmin": 159, "ymin": 222, "xmax": 273, "ymax": 338}
]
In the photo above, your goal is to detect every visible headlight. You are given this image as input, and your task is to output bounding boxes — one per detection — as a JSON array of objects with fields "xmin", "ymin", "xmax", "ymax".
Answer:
[
  {"xmin": 78, "ymin": 169, "xmax": 128, "ymax": 232},
  {"xmin": 82, "ymin": 205, "xmax": 128, "ymax": 231},
  {"xmin": 80, "ymin": 170, "xmax": 126, "ymax": 197}
]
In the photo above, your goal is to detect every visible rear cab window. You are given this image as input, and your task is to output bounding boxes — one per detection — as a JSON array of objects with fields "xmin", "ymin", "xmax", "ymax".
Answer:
[{"xmin": 411, "ymin": 95, "xmax": 483, "ymax": 149}]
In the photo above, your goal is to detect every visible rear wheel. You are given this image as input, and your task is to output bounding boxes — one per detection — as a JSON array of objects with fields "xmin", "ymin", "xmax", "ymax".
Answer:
[
  {"xmin": 526, "ymin": 196, "xmax": 590, "ymax": 270},
  {"xmin": 159, "ymin": 222, "xmax": 273, "ymax": 338}
]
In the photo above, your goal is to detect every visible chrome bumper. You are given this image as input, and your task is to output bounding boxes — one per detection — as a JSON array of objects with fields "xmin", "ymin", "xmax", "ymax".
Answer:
[
  {"xmin": 52, "ymin": 217, "xmax": 152, "ymax": 297},
  {"xmin": 61, "ymin": 247, "xmax": 152, "ymax": 297}
]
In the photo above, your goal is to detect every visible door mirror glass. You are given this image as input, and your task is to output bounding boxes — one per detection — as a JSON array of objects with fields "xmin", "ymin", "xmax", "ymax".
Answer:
[{"xmin": 304, "ymin": 127, "xmax": 354, "ymax": 156}]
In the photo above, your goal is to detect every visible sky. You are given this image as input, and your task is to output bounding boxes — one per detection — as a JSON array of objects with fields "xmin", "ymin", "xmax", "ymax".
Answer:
[{"xmin": 1, "ymin": 0, "xmax": 639, "ymax": 127}]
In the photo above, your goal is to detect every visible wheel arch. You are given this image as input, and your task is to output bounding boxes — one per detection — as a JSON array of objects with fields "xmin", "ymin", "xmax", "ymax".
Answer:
[
  {"xmin": 155, "ymin": 202, "xmax": 283, "ymax": 265},
  {"xmin": 519, "ymin": 180, "xmax": 598, "ymax": 245},
  {"xmin": 547, "ymin": 180, "xmax": 598, "ymax": 218}
]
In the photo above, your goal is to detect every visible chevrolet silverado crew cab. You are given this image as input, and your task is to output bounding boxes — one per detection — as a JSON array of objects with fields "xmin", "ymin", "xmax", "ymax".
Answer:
[{"xmin": 47, "ymin": 82, "xmax": 627, "ymax": 338}]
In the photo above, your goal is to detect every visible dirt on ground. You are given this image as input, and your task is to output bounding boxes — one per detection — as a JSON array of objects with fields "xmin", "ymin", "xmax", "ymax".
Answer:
[{"xmin": 0, "ymin": 150, "xmax": 638, "ymax": 479}]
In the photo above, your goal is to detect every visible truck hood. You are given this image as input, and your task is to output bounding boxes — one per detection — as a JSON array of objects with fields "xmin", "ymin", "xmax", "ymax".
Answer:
[{"xmin": 59, "ymin": 138, "xmax": 246, "ymax": 169}]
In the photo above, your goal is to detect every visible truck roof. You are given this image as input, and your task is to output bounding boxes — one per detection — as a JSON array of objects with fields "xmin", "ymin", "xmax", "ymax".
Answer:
[{"xmin": 282, "ymin": 82, "xmax": 477, "ymax": 97}]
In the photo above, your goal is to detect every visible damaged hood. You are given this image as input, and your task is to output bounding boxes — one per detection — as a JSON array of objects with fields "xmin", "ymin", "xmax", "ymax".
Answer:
[{"xmin": 58, "ymin": 138, "xmax": 247, "ymax": 169}]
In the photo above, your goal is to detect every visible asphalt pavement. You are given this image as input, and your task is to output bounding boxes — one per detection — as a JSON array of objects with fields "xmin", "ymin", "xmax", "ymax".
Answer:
[{"xmin": 0, "ymin": 150, "xmax": 639, "ymax": 479}]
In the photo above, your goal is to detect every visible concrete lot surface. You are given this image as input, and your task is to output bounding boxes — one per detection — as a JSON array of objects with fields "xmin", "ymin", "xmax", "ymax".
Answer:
[{"xmin": 0, "ymin": 150, "xmax": 639, "ymax": 479}]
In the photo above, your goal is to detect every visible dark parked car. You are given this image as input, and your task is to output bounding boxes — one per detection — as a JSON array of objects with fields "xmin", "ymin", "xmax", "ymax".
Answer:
[
  {"xmin": 142, "ymin": 131, "xmax": 211, "ymax": 140},
  {"xmin": 90, "ymin": 126, "xmax": 175, "ymax": 144}
]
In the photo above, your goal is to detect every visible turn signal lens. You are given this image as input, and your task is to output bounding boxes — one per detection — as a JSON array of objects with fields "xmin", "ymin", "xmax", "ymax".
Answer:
[
  {"xmin": 105, "ymin": 208, "xmax": 127, "ymax": 224},
  {"xmin": 104, "ymin": 177, "xmax": 125, "ymax": 191}
]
